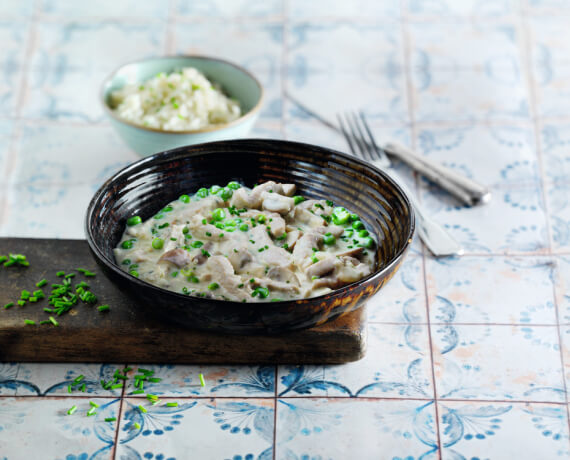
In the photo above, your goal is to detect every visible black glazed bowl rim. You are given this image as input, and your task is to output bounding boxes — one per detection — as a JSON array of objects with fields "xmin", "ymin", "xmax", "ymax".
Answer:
[{"xmin": 85, "ymin": 139, "xmax": 415, "ymax": 316}]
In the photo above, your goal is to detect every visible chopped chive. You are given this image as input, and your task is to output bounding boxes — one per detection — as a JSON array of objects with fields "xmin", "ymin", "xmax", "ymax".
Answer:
[
  {"xmin": 36, "ymin": 279, "xmax": 47, "ymax": 288},
  {"xmin": 39, "ymin": 320, "xmax": 51, "ymax": 325},
  {"xmin": 148, "ymin": 377, "xmax": 161, "ymax": 383},
  {"xmin": 105, "ymin": 417, "xmax": 117, "ymax": 422},
  {"xmin": 74, "ymin": 374, "xmax": 85, "ymax": 384},
  {"xmin": 97, "ymin": 305, "xmax": 110, "ymax": 312},
  {"xmin": 67, "ymin": 405, "xmax": 77, "ymax": 415},
  {"xmin": 146, "ymin": 394, "xmax": 159, "ymax": 401},
  {"xmin": 81, "ymin": 383, "xmax": 86, "ymax": 392},
  {"xmin": 17, "ymin": 300, "xmax": 25, "ymax": 306},
  {"xmin": 166, "ymin": 402, "xmax": 178, "ymax": 407},
  {"xmin": 138, "ymin": 368, "xmax": 154, "ymax": 375},
  {"xmin": 49, "ymin": 316, "xmax": 59, "ymax": 326},
  {"xmin": 87, "ymin": 407, "xmax": 97, "ymax": 416},
  {"xmin": 56, "ymin": 271, "xmax": 65, "ymax": 277},
  {"xmin": 199, "ymin": 373, "xmax": 205, "ymax": 387},
  {"xmin": 4, "ymin": 302, "xmax": 14, "ymax": 309},
  {"xmin": 89, "ymin": 401, "xmax": 100, "ymax": 408},
  {"xmin": 131, "ymin": 389, "xmax": 145, "ymax": 395},
  {"xmin": 110, "ymin": 383, "xmax": 123, "ymax": 390},
  {"xmin": 67, "ymin": 384, "xmax": 72, "ymax": 393},
  {"xmin": 138, "ymin": 405, "xmax": 147, "ymax": 413},
  {"xmin": 64, "ymin": 273, "xmax": 75, "ymax": 279},
  {"xmin": 24, "ymin": 319, "xmax": 35, "ymax": 325},
  {"xmin": 133, "ymin": 422, "xmax": 141, "ymax": 430}
]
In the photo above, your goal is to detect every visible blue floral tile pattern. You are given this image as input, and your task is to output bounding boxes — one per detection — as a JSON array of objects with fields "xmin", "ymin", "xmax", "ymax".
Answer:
[
  {"xmin": 115, "ymin": 398, "xmax": 274, "ymax": 460},
  {"xmin": 276, "ymin": 398, "xmax": 438, "ymax": 459},
  {"xmin": 278, "ymin": 324, "xmax": 433, "ymax": 399},
  {"xmin": 2, "ymin": 0, "xmax": 570, "ymax": 458},
  {"xmin": 438, "ymin": 401, "xmax": 570, "ymax": 459},
  {"xmin": 426, "ymin": 256, "xmax": 557, "ymax": 324}
]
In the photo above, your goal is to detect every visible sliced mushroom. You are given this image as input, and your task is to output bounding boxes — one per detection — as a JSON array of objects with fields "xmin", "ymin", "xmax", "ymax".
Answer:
[
  {"xmin": 267, "ymin": 267, "xmax": 300, "ymax": 286},
  {"xmin": 158, "ymin": 248, "xmax": 191, "ymax": 267},
  {"xmin": 305, "ymin": 257, "xmax": 337, "ymax": 278},
  {"xmin": 261, "ymin": 191, "xmax": 295, "ymax": 215}
]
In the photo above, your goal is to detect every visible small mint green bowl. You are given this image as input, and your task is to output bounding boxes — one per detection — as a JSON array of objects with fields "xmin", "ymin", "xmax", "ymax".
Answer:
[{"xmin": 101, "ymin": 55, "xmax": 264, "ymax": 157}]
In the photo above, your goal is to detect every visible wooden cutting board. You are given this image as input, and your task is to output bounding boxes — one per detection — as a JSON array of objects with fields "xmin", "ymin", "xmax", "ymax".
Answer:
[{"xmin": 0, "ymin": 238, "xmax": 367, "ymax": 364}]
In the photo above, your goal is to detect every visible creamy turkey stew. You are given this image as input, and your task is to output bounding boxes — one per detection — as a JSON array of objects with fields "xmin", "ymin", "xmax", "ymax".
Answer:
[{"xmin": 114, "ymin": 181, "xmax": 376, "ymax": 302}]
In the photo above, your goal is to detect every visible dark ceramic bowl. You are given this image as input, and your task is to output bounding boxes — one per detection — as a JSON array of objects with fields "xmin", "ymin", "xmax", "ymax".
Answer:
[{"xmin": 85, "ymin": 139, "xmax": 415, "ymax": 334}]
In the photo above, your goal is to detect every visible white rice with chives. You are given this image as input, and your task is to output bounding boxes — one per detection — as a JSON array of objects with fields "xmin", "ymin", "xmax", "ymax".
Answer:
[{"xmin": 110, "ymin": 67, "xmax": 242, "ymax": 131}]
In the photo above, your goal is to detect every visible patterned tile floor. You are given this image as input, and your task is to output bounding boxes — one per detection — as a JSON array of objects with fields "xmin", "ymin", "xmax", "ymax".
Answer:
[{"xmin": 1, "ymin": 0, "xmax": 570, "ymax": 458}]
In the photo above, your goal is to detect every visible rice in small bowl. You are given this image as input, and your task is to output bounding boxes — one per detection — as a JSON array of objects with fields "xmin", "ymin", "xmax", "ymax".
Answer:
[{"xmin": 101, "ymin": 56, "xmax": 264, "ymax": 156}]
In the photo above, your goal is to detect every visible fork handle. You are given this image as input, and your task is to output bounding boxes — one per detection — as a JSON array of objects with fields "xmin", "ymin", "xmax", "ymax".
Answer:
[
  {"xmin": 383, "ymin": 141, "xmax": 492, "ymax": 207},
  {"xmin": 375, "ymin": 163, "xmax": 465, "ymax": 257}
]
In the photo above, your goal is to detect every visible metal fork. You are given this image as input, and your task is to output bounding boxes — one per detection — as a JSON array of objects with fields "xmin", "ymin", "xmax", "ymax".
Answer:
[{"xmin": 337, "ymin": 112, "xmax": 464, "ymax": 257}]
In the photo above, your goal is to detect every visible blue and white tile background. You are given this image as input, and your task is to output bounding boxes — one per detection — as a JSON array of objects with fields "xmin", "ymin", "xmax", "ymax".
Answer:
[{"xmin": 1, "ymin": 0, "xmax": 570, "ymax": 458}]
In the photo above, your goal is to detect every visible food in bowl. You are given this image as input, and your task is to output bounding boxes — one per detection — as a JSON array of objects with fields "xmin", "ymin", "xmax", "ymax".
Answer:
[
  {"xmin": 113, "ymin": 181, "xmax": 376, "ymax": 302},
  {"xmin": 109, "ymin": 67, "xmax": 241, "ymax": 131}
]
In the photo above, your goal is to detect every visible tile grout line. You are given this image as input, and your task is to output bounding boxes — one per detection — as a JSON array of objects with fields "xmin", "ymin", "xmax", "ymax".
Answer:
[
  {"xmin": 520, "ymin": 0, "xmax": 570, "ymax": 448},
  {"xmin": 110, "ymin": 363, "xmax": 130, "ymax": 460},
  {"xmin": 1, "ymin": 393, "xmax": 568, "ymax": 405},
  {"xmin": 273, "ymin": 364, "xmax": 278, "ymax": 460},
  {"xmin": 401, "ymin": 2, "xmax": 442, "ymax": 458}
]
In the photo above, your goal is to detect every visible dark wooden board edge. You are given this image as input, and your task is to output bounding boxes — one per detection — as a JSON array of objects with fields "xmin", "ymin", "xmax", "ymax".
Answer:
[{"xmin": 0, "ymin": 238, "xmax": 368, "ymax": 364}]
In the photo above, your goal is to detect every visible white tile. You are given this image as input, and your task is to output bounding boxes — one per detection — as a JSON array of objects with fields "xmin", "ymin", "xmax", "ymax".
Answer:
[
  {"xmin": 415, "ymin": 123, "xmax": 539, "ymax": 188},
  {"xmin": 420, "ymin": 182, "xmax": 549, "ymax": 254},
  {"xmin": 0, "ymin": 397, "xmax": 119, "ymax": 459},
  {"xmin": 174, "ymin": 21, "xmax": 283, "ymax": 74},
  {"xmin": 0, "ymin": 21, "xmax": 29, "ymax": 116},
  {"xmin": 290, "ymin": 0, "xmax": 401, "ymax": 18},
  {"xmin": 29, "ymin": 22, "xmax": 166, "ymax": 73},
  {"xmin": 277, "ymin": 324, "xmax": 434, "ymax": 398},
  {"xmin": 368, "ymin": 255, "xmax": 427, "ymax": 323},
  {"xmin": 40, "ymin": 0, "xmax": 169, "ymax": 18},
  {"xmin": 11, "ymin": 124, "xmax": 136, "ymax": 187},
  {"xmin": 1, "ymin": 184, "xmax": 94, "ymax": 239},
  {"xmin": 276, "ymin": 398, "xmax": 438, "ymax": 459},
  {"xmin": 426, "ymin": 256, "xmax": 557, "ymax": 324},
  {"xmin": 123, "ymin": 365, "xmax": 275, "ymax": 397},
  {"xmin": 407, "ymin": 0, "xmax": 518, "ymax": 16},
  {"xmin": 556, "ymin": 257, "xmax": 570, "ymax": 322},
  {"xmin": 175, "ymin": 0, "xmax": 283, "ymax": 17},
  {"xmin": 432, "ymin": 324, "xmax": 565, "ymax": 401},
  {"xmin": 411, "ymin": 66, "xmax": 531, "ymax": 122},
  {"xmin": 116, "ymin": 398, "xmax": 274, "ymax": 459},
  {"xmin": 15, "ymin": 363, "xmax": 126, "ymax": 396},
  {"xmin": 410, "ymin": 21, "xmax": 524, "ymax": 69},
  {"xmin": 439, "ymin": 401, "xmax": 570, "ymax": 459}
]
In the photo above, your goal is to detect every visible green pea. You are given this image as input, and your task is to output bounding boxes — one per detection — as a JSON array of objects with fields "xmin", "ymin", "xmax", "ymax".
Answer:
[
  {"xmin": 215, "ymin": 222, "xmax": 224, "ymax": 229},
  {"xmin": 257, "ymin": 214, "xmax": 266, "ymax": 224},
  {"xmin": 196, "ymin": 188, "xmax": 208, "ymax": 198},
  {"xmin": 182, "ymin": 227, "xmax": 189, "ymax": 234},
  {"xmin": 212, "ymin": 208, "xmax": 226, "ymax": 221},
  {"xmin": 323, "ymin": 233, "xmax": 336, "ymax": 245},
  {"xmin": 153, "ymin": 214, "xmax": 164, "ymax": 220},
  {"xmin": 121, "ymin": 259, "xmax": 131, "ymax": 265},
  {"xmin": 179, "ymin": 194, "xmax": 190, "ymax": 203},
  {"xmin": 127, "ymin": 216, "xmax": 142, "ymax": 226},
  {"xmin": 224, "ymin": 220, "xmax": 237, "ymax": 227},
  {"xmin": 350, "ymin": 213, "xmax": 359, "ymax": 222},
  {"xmin": 358, "ymin": 229, "xmax": 369, "ymax": 237},
  {"xmin": 293, "ymin": 196, "xmax": 305, "ymax": 205},
  {"xmin": 332, "ymin": 207, "xmax": 350, "ymax": 225},
  {"xmin": 191, "ymin": 241, "xmax": 203, "ymax": 248},
  {"xmin": 343, "ymin": 229, "xmax": 354, "ymax": 238},
  {"xmin": 239, "ymin": 223, "xmax": 249, "ymax": 232},
  {"xmin": 152, "ymin": 238, "xmax": 164, "ymax": 250},
  {"xmin": 362, "ymin": 236, "xmax": 375, "ymax": 249},
  {"xmin": 208, "ymin": 282, "xmax": 219, "ymax": 290},
  {"xmin": 189, "ymin": 276, "xmax": 200, "ymax": 283},
  {"xmin": 227, "ymin": 181, "xmax": 241, "ymax": 190},
  {"xmin": 129, "ymin": 270, "xmax": 139, "ymax": 277},
  {"xmin": 121, "ymin": 240, "xmax": 135, "ymax": 249},
  {"xmin": 161, "ymin": 206, "xmax": 173, "ymax": 213},
  {"xmin": 252, "ymin": 287, "xmax": 269, "ymax": 299},
  {"xmin": 352, "ymin": 220, "xmax": 364, "ymax": 230},
  {"xmin": 220, "ymin": 187, "xmax": 233, "ymax": 201},
  {"xmin": 209, "ymin": 185, "xmax": 222, "ymax": 194}
]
